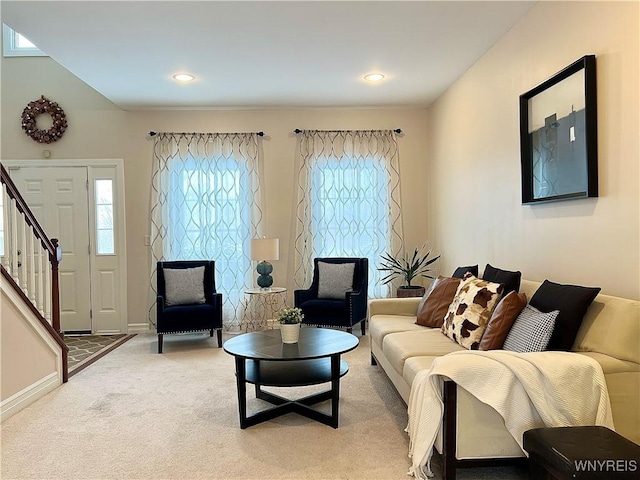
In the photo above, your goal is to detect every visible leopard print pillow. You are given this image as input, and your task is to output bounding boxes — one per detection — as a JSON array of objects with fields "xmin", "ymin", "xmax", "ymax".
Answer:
[{"xmin": 441, "ymin": 274, "xmax": 504, "ymax": 349}]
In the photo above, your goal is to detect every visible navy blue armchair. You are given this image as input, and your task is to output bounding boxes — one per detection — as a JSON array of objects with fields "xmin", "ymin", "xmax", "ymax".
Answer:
[
  {"xmin": 156, "ymin": 260, "xmax": 223, "ymax": 353},
  {"xmin": 294, "ymin": 257, "xmax": 369, "ymax": 335}
]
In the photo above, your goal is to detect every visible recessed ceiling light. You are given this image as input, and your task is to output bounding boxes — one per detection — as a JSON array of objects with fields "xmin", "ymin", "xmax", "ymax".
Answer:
[
  {"xmin": 173, "ymin": 73, "xmax": 195, "ymax": 82},
  {"xmin": 364, "ymin": 73, "xmax": 385, "ymax": 82}
]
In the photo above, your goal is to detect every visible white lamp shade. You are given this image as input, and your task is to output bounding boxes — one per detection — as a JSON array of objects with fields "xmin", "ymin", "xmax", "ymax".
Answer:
[{"xmin": 250, "ymin": 238, "xmax": 279, "ymax": 261}]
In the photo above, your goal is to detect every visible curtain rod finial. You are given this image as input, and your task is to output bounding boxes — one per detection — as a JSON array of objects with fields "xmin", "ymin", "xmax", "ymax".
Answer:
[{"xmin": 148, "ymin": 131, "xmax": 157, "ymax": 137}]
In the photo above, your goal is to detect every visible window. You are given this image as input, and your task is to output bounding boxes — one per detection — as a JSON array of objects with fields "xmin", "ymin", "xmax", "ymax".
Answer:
[
  {"xmin": 165, "ymin": 155, "xmax": 255, "ymax": 323},
  {"xmin": 149, "ymin": 132, "xmax": 264, "ymax": 330},
  {"xmin": 167, "ymin": 157, "xmax": 249, "ymax": 282},
  {"xmin": 311, "ymin": 157, "xmax": 389, "ymax": 260},
  {"xmin": 95, "ymin": 179, "xmax": 115, "ymax": 255},
  {"xmin": 310, "ymin": 156, "xmax": 393, "ymax": 297},
  {"xmin": 292, "ymin": 130, "xmax": 403, "ymax": 299},
  {"xmin": 3, "ymin": 24, "xmax": 47, "ymax": 57}
]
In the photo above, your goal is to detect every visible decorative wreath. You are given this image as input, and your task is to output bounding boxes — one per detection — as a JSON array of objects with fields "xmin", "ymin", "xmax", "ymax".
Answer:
[{"xmin": 21, "ymin": 95, "xmax": 68, "ymax": 144}]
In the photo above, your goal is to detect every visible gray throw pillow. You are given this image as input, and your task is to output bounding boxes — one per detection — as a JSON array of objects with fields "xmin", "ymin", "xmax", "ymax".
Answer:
[
  {"xmin": 163, "ymin": 266, "xmax": 206, "ymax": 306},
  {"xmin": 502, "ymin": 304, "xmax": 559, "ymax": 353},
  {"xmin": 317, "ymin": 262, "xmax": 355, "ymax": 299}
]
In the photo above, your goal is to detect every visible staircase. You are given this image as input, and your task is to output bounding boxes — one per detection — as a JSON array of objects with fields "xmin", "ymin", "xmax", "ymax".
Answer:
[{"xmin": 0, "ymin": 162, "xmax": 68, "ymax": 421}]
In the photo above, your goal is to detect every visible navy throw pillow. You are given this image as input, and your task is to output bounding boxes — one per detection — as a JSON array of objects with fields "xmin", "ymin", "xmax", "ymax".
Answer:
[
  {"xmin": 452, "ymin": 265, "xmax": 478, "ymax": 279},
  {"xmin": 482, "ymin": 264, "xmax": 522, "ymax": 296},
  {"xmin": 529, "ymin": 280, "xmax": 601, "ymax": 351}
]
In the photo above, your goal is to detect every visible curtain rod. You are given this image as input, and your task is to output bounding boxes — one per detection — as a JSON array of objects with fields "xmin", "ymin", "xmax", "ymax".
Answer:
[
  {"xmin": 148, "ymin": 131, "xmax": 265, "ymax": 137},
  {"xmin": 293, "ymin": 128, "xmax": 402, "ymax": 134}
]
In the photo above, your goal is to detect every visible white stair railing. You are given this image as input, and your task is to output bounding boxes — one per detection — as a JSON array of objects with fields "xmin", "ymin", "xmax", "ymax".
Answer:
[
  {"xmin": 0, "ymin": 162, "xmax": 66, "ymax": 382},
  {"xmin": 1, "ymin": 186, "xmax": 55, "ymax": 322}
]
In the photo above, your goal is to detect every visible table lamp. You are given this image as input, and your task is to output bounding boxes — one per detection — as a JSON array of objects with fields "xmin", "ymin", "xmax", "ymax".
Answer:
[{"xmin": 250, "ymin": 238, "xmax": 279, "ymax": 289}]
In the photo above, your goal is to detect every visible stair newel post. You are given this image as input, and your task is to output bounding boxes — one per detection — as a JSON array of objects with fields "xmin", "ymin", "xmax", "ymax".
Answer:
[{"xmin": 50, "ymin": 238, "xmax": 62, "ymax": 338}]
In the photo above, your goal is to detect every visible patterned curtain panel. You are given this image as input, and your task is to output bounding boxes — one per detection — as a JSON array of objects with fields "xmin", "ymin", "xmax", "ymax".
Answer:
[
  {"xmin": 148, "ymin": 132, "xmax": 264, "ymax": 330},
  {"xmin": 292, "ymin": 130, "xmax": 404, "ymax": 298}
]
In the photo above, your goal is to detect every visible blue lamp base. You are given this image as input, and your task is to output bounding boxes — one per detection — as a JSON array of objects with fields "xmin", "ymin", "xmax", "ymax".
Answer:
[{"xmin": 256, "ymin": 261, "xmax": 274, "ymax": 288}]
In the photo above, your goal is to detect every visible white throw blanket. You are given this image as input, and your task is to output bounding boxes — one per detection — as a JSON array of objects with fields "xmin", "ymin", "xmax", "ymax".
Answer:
[{"xmin": 406, "ymin": 350, "xmax": 614, "ymax": 479}]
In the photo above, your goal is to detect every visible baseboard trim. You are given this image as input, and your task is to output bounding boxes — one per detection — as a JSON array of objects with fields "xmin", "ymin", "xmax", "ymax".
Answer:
[
  {"xmin": 1, "ymin": 372, "xmax": 60, "ymax": 423},
  {"xmin": 128, "ymin": 323, "xmax": 150, "ymax": 333}
]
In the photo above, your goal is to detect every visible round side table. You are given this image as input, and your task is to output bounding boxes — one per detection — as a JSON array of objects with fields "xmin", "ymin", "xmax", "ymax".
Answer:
[{"xmin": 241, "ymin": 287, "xmax": 287, "ymax": 332}]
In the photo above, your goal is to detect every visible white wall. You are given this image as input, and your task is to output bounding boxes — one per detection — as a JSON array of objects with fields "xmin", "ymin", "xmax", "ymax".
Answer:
[
  {"xmin": 1, "ymin": 280, "xmax": 61, "ymax": 412},
  {"xmin": 1, "ymin": 57, "xmax": 127, "ymax": 159},
  {"xmin": 427, "ymin": 1, "xmax": 639, "ymax": 299},
  {"xmin": 1, "ymin": 287, "xmax": 58, "ymax": 398}
]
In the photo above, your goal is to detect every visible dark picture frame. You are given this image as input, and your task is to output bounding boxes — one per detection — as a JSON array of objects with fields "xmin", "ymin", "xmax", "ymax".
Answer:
[{"xmin": 519, "ymin": 55, "xmax": 598, "ymax": 204}]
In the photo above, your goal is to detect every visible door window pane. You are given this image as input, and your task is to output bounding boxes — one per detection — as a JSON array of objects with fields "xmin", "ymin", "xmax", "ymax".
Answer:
[{"xmin": 95, "ymin": 179, "xmax": 114, "ymax": 255}]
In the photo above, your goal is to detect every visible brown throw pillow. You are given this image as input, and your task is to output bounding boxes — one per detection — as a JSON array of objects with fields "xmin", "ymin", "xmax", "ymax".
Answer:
[
  {"xmin": 480, "ymin": 291, "xmax": 527, "ymax": 350},
  {"xmin": 416, "ymin": 276, "xmax": 461, "ymax": 328}
]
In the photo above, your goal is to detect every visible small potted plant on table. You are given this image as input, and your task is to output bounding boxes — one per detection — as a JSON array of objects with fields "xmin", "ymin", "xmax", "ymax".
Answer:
[
  {"xmin": 277, "ymin": 307, "xmax": 304, "ymax": 343},
  {"xmin": 378, "ymin": 244, "xmax": 440, "ymax": 298}
]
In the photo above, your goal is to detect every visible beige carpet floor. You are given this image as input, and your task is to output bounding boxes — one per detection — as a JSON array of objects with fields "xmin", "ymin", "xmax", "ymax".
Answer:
[{"xmin": 1, "ymin": 331, "xmax": 527, "ymax": 480}]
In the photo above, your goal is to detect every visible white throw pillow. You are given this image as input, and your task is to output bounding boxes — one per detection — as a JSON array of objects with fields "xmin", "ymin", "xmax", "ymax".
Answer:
[
  {"xmin": 502, "ymin": 304, "xmax": 559, "ymax": 353},
  {"xmin": 317, "ymin": 262, "xmax": 355, "ymax": 299},
  {"xmin": 163, "ymin": 266, "xmax": 206, "ymax": 306}
]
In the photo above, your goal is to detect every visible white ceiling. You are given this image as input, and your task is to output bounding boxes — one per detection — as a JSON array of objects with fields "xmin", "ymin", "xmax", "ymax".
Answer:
[{"xmin": 1, "ymin": 1, "xmax": 535, "ymax": 110}]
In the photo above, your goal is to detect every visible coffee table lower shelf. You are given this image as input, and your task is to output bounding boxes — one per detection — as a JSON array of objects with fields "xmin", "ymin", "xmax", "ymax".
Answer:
[{"xmin": 234, "ymin": 356, "xmax": 348, "ymax": 429}]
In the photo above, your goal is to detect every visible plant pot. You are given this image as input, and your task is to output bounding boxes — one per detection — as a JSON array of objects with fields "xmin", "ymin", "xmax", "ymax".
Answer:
[
  {"xmin": 397, "ymin": 286, "xmax": 426, "ymax": 298},
  {"xmin": 280, "ymin": 323, "xmax": 300, "ymax": 343}
]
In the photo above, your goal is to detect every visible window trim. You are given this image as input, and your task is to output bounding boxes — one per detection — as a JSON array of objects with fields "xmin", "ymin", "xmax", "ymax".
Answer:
[{"xmin": 3, "ymin": 24, "xmax": 47, "ymax": 57}]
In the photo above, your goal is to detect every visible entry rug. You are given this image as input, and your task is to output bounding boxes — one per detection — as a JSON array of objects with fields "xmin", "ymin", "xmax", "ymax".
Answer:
[{"xmin": 65, "ymin": 334, "xmax": 136, "ymax": 377}]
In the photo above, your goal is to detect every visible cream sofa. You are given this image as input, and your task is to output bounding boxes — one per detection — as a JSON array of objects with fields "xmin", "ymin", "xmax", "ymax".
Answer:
[{"xmin": 369, "ymin": 279, "xmax": 640, "ymax": 476}]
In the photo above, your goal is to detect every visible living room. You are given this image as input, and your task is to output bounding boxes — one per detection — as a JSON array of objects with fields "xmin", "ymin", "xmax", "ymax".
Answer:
[
  {"xmin": 2, "ymin": 0, "xmax": 638, "ymax": 322},
  {"xmin": 1, "ymin": 1, "xmax": 638, "ymax": 479}
]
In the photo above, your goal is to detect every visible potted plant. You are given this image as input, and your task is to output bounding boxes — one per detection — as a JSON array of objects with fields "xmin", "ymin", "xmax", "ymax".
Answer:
[
  {"xmin": 277, "ymin": 307, "xmax": 304, "ymax": 343},
  {"xmin": 378, "ymin": 244, "xmax": 440, "ymax": 298}
]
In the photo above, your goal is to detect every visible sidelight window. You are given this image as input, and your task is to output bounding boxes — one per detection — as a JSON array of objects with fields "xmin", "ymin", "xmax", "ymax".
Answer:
[{"xmin": 95, "ymin": 179, "xmax": 115, "ymax": 255}]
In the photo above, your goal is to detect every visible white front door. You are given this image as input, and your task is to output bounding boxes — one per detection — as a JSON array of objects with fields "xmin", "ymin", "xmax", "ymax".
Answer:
[{"xmin": 10, "ymin": 166, "xmax": 92, "ymax": 332}]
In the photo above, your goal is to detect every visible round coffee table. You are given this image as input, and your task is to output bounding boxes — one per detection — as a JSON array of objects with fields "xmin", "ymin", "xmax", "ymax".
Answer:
[{"xmin": 223, "ymin": 328, "xmax": 359, "ymax": 429}]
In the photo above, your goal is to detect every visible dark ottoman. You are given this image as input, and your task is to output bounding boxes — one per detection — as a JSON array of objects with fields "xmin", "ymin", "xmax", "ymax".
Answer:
[{"xmin": 523, "ymin": 426, "xmax": 640, "ymax": 479}]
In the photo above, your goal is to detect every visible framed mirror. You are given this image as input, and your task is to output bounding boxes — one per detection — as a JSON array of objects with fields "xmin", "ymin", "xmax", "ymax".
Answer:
[{"xmin": 519, "ymin": 55, "xmax": 598, "ymax": 204}]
